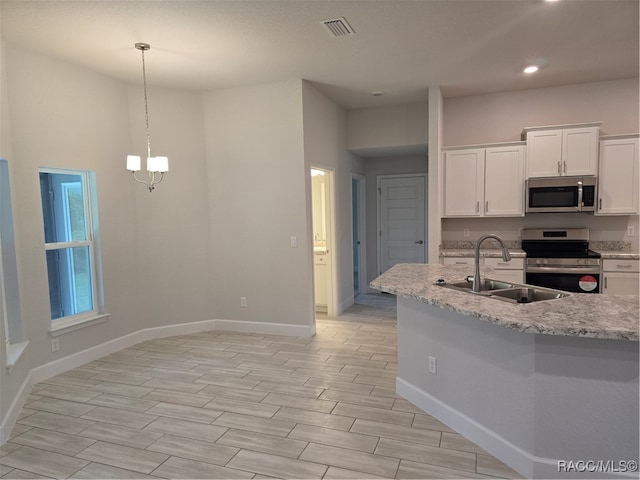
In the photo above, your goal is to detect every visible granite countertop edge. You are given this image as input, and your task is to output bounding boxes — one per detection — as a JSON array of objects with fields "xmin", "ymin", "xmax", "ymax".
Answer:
[
  {"xmin": 371, "ymin": 264, "xmax": 639, "ymax": 342},
  {"xmin": 439, "ymin": 249, "xmax": 639, "ymax": 260}
]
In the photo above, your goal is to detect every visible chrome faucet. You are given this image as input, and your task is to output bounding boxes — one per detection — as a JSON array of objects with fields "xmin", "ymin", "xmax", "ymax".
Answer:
[{"xmin": 472, "ymin": 234, "xmax": 511, "ymax": 293}]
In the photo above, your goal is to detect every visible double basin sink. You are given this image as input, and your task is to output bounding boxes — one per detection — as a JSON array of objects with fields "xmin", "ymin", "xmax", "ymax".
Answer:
[{"xmin": 436, "ymin": 278, "xmax": 569, "ymax": 304}]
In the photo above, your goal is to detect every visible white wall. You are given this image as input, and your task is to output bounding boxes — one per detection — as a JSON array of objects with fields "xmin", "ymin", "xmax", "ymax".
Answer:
[
  {"xmin": 347, "ymin": 103, "xmax": 428, "ymax": 156},
  {"xmin": 0, "ymin": 42, "xmax": 212, "ymax": 429},
  {"xmin": 302, "ymin": 81, "xmax": 360, "ymax": 312},
  {"xmin": 443, "ymin": 78, "xmax": 639, "ymax": 146},
  {"xmin": 203, "ymin": 80, "xmax": 314, "ymax": 328}
]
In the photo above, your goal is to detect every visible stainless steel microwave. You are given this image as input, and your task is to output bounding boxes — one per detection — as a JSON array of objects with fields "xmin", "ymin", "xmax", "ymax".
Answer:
[{"xmin": 525, "ymin": 176, "xmax": 597, "ymax": 213}]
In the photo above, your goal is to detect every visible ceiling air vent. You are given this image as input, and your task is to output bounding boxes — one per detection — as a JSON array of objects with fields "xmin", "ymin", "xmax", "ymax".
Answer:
[{"xmin": 321, "ymin": 17, "xmax": 355, "ymax": 37}]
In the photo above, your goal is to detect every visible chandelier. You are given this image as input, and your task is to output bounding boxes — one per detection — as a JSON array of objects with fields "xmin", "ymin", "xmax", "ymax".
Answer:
[{"xmin": 126, "ymin": 43, "xmax": 168, "ymax": 192}]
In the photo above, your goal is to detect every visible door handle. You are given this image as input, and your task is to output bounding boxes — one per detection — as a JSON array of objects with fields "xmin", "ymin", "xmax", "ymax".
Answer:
[{"xmin": 414, "ymin": 240, "xmax": 424, "ymax": 244}]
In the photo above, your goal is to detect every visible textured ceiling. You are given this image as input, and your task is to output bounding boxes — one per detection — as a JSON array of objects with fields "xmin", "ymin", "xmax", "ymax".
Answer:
[{"xmin": 1, "ymin": 0, "xmax": 638, "ymax": 109}]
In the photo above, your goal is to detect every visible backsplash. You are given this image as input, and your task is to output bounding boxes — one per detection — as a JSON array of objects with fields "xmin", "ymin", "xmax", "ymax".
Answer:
[
  {"xmin": 590, "ymin": 241, "xmax": 632, "ymax": 251},
  {"xmin": 441, "ymin": 240, "xmax": 521, "ymax": 250},
  {"xmin": 442, "ymin": 240, "xmax": 631, "ymax": 251}
]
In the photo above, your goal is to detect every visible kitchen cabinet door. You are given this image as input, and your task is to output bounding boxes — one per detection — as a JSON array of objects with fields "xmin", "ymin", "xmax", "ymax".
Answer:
[
  {"xmin": 484, "ymin": 146, "xmax": 525, "ymax": 216},
  {"xmin": 602, "ymin": 272, "xmax": 639, "ymax": 295},
  {"xmin": 443, "ymin": 149, "xmax": 484, "ymax": 217},
  {"xmin": 597, "ymin": 136, "xmax": 639, "ymax": 215},
  {"xmin": 525, "ymin": 125, "xmax": 599, "ymax": 178},
  {"xmin": 526, "ymin": 129, "xmax": 563, "ymax": 178},
  {"xmin": 563, "ymin": 127, "xmax": 599, "ymax": 176}
]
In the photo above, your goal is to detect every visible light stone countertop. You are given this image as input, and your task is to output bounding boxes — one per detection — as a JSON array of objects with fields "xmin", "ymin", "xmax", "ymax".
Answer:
[
  {"xmin": 597, "ymin": 251, "xmax": 640, "ymax": 260},
  {"xmin": 371, "ymin": 263, "xmax": 639, "ymax": 341}
]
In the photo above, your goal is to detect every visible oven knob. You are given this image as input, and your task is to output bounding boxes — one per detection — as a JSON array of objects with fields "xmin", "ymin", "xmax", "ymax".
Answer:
[
  {"xmin": 543, "ymin": 259, "xmax": 548, "ymax": 265},
  {"xmin": 536, "ymin": 259, "xmax": 542, "ymax": 265}
]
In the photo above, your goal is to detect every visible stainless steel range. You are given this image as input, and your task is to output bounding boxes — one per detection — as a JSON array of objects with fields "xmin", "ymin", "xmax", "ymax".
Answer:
[{"xmin": 521, "ymin": 228, "xmax": 602, "ymax": 293}]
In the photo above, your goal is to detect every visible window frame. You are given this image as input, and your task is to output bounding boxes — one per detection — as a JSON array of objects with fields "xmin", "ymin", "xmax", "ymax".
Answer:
[{"xmin": 39, "ymin": 167, "xmax": 107, "ymax": 335}]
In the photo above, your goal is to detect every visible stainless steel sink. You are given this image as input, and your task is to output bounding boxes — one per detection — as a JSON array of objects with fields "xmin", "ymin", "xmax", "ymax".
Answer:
[
  {"xmin": 446, "ymin": 278, "xmax": 515, "ymax": 293},
  {"xmin": 436, "ymin": 278, "xmax": 569, "ymax": 303},
  {"xmin": 489, "ymin": 286, "xmax": 569, "ymax": 303}
]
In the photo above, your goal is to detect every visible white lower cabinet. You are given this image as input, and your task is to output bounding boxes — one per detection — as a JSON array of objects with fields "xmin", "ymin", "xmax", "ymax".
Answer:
[
  {"xmin": 602, "ymin": 259, "xmax": 639, "ymax": 294},
  {"xmin": 441, "ymin": 256, "xmax": 524, "ymax": 283},
  {"xmin": 314, "ymin": 255, "xmax": 328, "ymax": 310},
  {"xmin": 485, "ymin": 257, "xmax": 524, "ymax": 283}
]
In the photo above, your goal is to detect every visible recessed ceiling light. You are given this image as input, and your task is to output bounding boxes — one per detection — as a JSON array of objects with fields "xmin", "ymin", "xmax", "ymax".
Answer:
[{"xmin": 523, "ymin": 65, "xmax": 539, "ymax": 74}]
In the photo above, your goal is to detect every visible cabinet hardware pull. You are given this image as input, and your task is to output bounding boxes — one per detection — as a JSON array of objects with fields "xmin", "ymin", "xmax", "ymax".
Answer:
[
  {"xmin": 599, "ymin": 198, "xmax": 602, "ymax": 209},
  {"xmin": 485, "ymin": 200, "xmax": 488, "ymax": 212},
  {"xmin": 563, "ymin": 161, "xmax": 567, "ymax": 174},
  {"xmin": 557, "ymin": 161, "xmax": 561, "ymax": 174},
  {"xmin": 616, "ymin": 264, "xmax": 633, "ymax": 268},
  {"xmin": 605, "ymin": 277, "xmax": 608, "ymax": 289},
  {"xmin": 476, "ymin": 201, "xmax": 479, "ymax": 213}
]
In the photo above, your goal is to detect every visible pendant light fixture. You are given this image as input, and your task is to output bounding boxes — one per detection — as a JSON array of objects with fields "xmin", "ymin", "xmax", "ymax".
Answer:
[{"xmin": 126, "ymin": 43, "xmax": 168, "ymax": 192}]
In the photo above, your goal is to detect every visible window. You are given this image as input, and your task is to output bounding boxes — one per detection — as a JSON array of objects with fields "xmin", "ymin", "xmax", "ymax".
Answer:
[{"xmin": 39, "ymin": 168, "xmax": 103, "ymax": 323}]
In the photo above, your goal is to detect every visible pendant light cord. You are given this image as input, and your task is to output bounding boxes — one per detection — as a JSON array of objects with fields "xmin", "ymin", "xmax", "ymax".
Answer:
[{"xmin": 141, "ymin": 47, "xmax": 151, "ymax": 160}]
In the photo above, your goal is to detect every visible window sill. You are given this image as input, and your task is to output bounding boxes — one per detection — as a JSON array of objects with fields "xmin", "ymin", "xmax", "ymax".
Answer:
[
  {"xmin": 49, "ymin": 313, "xmax": 110, "ymax": 337},
  {"xmin": 6, "ymin": 340, "xmax": 29, "ymax": 373}
]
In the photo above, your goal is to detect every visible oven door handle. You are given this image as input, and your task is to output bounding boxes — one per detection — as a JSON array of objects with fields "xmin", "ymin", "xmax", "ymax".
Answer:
[{"xmin": 526, "ymin": 266, "xmax": 601, "ymax": 274}]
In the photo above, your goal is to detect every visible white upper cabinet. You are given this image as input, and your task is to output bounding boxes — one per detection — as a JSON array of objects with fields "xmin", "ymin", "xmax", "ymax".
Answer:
[
  {"xmin": 443, "ymin": 144, "xmax": 525, "ymax": 217},
  {"xmin": 484, "ymin": 145, "xmax": 525, "ymax": 216},
  {"xmin": 443, "ymin": 148, "xmax": 484, "ymax": 217},
  {"xmin": 524, "ymin": 123, "xmax": 600, "ymax": 178},
  {"xmin": 597, "ymin": 135, "xmax": 639, "ymax": 215}
]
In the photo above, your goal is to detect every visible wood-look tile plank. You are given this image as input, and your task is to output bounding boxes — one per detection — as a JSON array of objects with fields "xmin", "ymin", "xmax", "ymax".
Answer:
[
  {"xmin": 80, "ymin": 406, "xmax": 158, "ymax": 429},
  {"xmin": 86, "ymin": 393, "xmax": 159, "ymax": 412},
  {"xmin": 146, "ymin": 402, "xmax": 223, "ymax": 423},
  {"xmin": 88, "ymin": 381, "xmax": 154, "ymax": 398},
  {"xmin": 147, "ymin": 434, "xmax": 239, "ymax": 465},
  {"xmin": 260, "ymin": 392, "xmax": 336, "ymax": 413},
  {"xmin": 300, "ymin": 442, "xmax": 399, "ymax": 478},
  {"xmin": 203, "ymin": 397, "xmax": 279, "ymax": 418},
  {"xmin": 288, "ymin": 424, "xmax": 379, "ymax": 453},
  {"xmin": 396, "ymin": 459, "xmax": 497, "ymax": 479},
  {"xmin": 9, "ymin": 428, "xmax": 96, "ymax": 456},
  {"xmin": 142, "ymin": 388, "xmax": 213, "ymax": 407},
  {"xmin": 440, "ymin": 431, "xmax": 490, "ymax": 455},
  {"xmin": 319, "ymin": 389, "xmax": 395, "ymax": 409},
  {"xmin": 304, "ymin": 377, "xmax": 374, "ymax": 395},
  {"xmin": 226, "ymin": 449, "xmax": 328, "ymax": 479},
  {"xmin": 332, "ymin": 402, "xmax": 413, "ymax": 426},
  {"xmin": 412, "ymin": 413, "xmax": 457, "ymax": 433},
  {"xmin": 34, "ymin": 386, "xmax": 101, "ymax": 403},
  {"xmin": 17, "ymin": 411, "xmax": 95, "ymax": 435},
  {"xmin": 26, "ymin": 397, "xmax": 97, "ymax": 417},
  {"xmin": 351, "ymin": 418, "xmax": 441, "ymax": 446},
  {"xmin": 144, "ymin": 416, "xmax": 228, "ymax": 442},
  {"xmin": 216, "ymin": 429, "xmax": 307, "ymax": 458},
  {"xmin": 212, "ymin": 412, "xmax": 295, "ymax": 437},
  {"xmin": 76, "ymin": 441, "xmax": 169, "ymax": 474},
  {"xmin": 140, "ymin": 377, "xmax": 206, "ymax": 393},
  {"xmin": 69, "ymin": 462, "xmax": 160, "ymax": 479},
  {"xmin": 272, "ymin": 407, "xmax": 355, "ymax": 431},
  {"xmin": 0, "ymin": 446, "xmax": 89, "ymax": 478},
  {"xmin": 322, "ymin": 466, "xmax": 389, "ymax": 479},
  {"xmin": 152, "ymin": 455, "xmax": 253, "ymax": 479},
  {"xmin": 77, "ymin": 422, "xmax": 163, "ymax": 449},
  {"xmin": 375, "ymin": 437, "xmax": 476, "ymax": 473}
]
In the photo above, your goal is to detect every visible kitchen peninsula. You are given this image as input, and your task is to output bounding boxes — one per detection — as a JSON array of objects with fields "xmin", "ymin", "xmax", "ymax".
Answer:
[{"xmin": 371, "ymin": 263, "xmax": 639, "ymax": 479}]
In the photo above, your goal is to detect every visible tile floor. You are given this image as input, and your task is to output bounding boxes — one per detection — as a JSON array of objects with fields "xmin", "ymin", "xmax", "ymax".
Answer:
[{"xmin": 1, "ymin": 295, "xmax": 522, "ymax": 479}]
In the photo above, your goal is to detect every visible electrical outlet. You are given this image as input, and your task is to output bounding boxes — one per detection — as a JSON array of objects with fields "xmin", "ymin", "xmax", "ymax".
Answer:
[
  {"xmin": 51, "ymin": 338, "xmax": 59, "ymax": 352},
  {"xmin": 627, "ymin": 226, "xmax": 635, "ymax": 237},
  {"xmin": 240, "ymin": 297, "xmax": 247, "ymax": 307},
  {"xmin": 290, "ymin": 236, "xmax": 298, "ymax": 247},
  {"xmin": 428, "ymin": 356, "xmax": 437, "ymax": 375},
  {"xmin": 463, "ymin": 228, "xmax": 470, "ymax": 238}
]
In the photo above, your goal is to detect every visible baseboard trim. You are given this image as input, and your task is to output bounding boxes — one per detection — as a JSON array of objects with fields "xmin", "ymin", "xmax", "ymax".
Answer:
[
  {"xmin": 215, "ymin": 319, "xmax": 314, "ymax": 337},
  {"xmin": 338, "ymin": 295, "xmax": 354, "ymax": 315},
  {"xmin": 1, "ymin": 318, "xmax": 312, "ymax": 445},
  {"xmin": 397, "ymin": 377, "xmax": 638, "ymax": 479}
]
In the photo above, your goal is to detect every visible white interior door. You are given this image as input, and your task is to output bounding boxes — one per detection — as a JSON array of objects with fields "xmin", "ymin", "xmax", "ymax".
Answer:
[{"xmin": 378, "ymin": 175, "xmax": 426, "ymax": 275}]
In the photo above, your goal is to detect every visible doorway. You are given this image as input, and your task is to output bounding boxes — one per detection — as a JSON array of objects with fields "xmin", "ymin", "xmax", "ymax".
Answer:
[
  {"xmin": 352, "ymin": 175, "xmax": 366, "ymax": 297},
  {"xmin": 377, "ymin": 174, "xmax": 427, "ymax": 275},
  {"xmin": 311, "ymin": 167, "xmax": 337, "ymax": 316}
]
